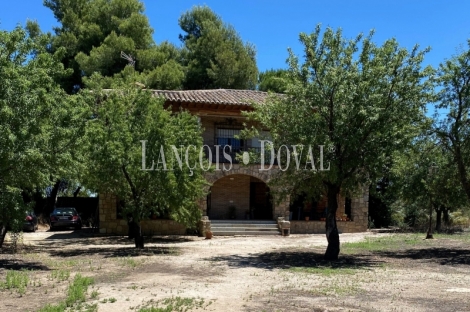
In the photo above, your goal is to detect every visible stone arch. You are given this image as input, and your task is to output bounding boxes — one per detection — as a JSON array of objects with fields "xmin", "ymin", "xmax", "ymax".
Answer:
[
  {"xmin": 199, "ymin": 165, "xmax": 289, "ymax": 220},
  {"xmin": 204, "ymin": 164, "xmax": 272, "ymax": 185}
]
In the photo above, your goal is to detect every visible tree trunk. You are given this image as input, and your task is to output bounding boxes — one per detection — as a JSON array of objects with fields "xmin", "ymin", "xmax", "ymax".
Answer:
[
  {"xmin": 425, "ymin": 201, "xmax": 434, "ymax": 239},
  {"xmin": 128, "ymin": 218, "xmax": 144, "ymax": 248},
  {"xmin": 73, "ymin": 186, "xmax": 81, "ymax": 198},
  {"xmin": 324, "ymin": 184, "xmax": 340, "ymax": 260},
  {"xmin": 435, "ymin": 207, "xmax": 442, "ymax": 232},
  {"xmin": 454, "ymin": 146, "xmax": 470, "ymax": 202},
  {"xmin": 0, "ymin": 224, "xmax": 7, "ymax": 249},
  {"xmin": 134, "ymin": 222, "xmax": 144, "ymax": 249},
  {"xmin": 44, "ymin": 179, "xmax": 61, "ymax": 215},
  {"xmin": 443, "ymin": 208, "xmax": 450, "ymax": 226}
]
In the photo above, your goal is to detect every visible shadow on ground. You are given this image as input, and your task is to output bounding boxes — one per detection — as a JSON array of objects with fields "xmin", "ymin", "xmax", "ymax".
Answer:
[
  {"xmin": 0, "ymin": 259, "xmax": 49, "ymax": 271},
  {"xmin": 44, "ymin": 229, "xmax": 195, "ymax": 245},
  {"xmin": 209, "ymin": 250, "xmax": 384, "ymax": 270},
  {"xmin": 13, "ymin": 244, "xmax": 180, "ymax": 258},
  {"xmin": 376, "ymin": 247, "xmax": 470, "ymax": 266}
]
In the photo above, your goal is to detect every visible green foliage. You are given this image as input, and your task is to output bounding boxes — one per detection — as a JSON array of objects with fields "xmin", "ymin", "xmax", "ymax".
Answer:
[
  {"xmin": 434, "ymin": 40, "xmax": 470, "ymax": 202},
  {"xmin": 341, "ymin": 234, "xmax": 423, "ymax": 254},
  {"xmin": 258, "ymin": 69, "xmax": 290, "ymax": 93},
  {"xmin": 0, "ymin": 188, "xmax": 29, "ymax": 235},
  {"xmin": 49, "ymin": 269, "xmax": 71, "ymax": 282},
  {"xmin": 246, "ymin": 25, "xmax": 432, "ymax": 257},
  {"xmin": 38, "ymin": 303, "xmax": 67, "ymax": 312},
  {"xmin": 0, "ymin": 270, "xmax": 30, "ymax": 295},
  {"xmin": 389, "ymin": 136, "xmax": 468, "ymax": 228},
  {"xmin": 179, "ymin": 5, "xmax": 258, "ymax": 90},
  {"xmin": 247, "ymin": 25, "xmax": 433, "ymax": 201},
  {"xmin": 0, "ymin": 26, "xmax": 87, "ymax": 240},
  {"xmin": 38, "ymin": 274, "xmax": 94, "ymax": 311},
  {"xmin": 84, "ymin": 77, "xmax": 207, "ymax": 225},
  {"xmin": 65, "ymin": 274, "xmax": 94, "ymax": 307},
  {"xmin": 45, "ymin": 0, "xmax": 184, "ymax": 91},
  {"xmin": 288, "ymin": 266, "xmax": 358, "ymax": 276},
  {"xmin": 138, "ymin": 297, "xmax": 208, "ymax": 312}
]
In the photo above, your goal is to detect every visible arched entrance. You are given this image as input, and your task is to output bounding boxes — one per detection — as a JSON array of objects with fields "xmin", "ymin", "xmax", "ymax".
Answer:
[{"xmin": 207, "ymin": 174, "xmax": 273, "ymax": 220}]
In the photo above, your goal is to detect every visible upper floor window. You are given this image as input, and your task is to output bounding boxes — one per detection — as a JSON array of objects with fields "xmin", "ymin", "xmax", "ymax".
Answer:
[{"xmin": 216, "ymin": 128, "xmax": 245, "ymax": 151}]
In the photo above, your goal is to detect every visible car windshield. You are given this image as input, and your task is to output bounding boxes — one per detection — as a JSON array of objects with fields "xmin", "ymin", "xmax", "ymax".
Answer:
[{"xmin": 53, "ymin": 208, "xmax": 76, "ymax": 216}]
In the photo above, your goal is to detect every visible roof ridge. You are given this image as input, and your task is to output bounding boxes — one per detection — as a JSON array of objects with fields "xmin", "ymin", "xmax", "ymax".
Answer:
[{"xmin": 152, "ymin": 88, "xmax": 268, "ymax": 93}]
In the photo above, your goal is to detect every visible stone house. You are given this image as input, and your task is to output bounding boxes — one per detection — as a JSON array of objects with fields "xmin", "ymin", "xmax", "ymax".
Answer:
[{"xmin": 99, "ymin": 89, "xmax": 368, "ymax": 236}]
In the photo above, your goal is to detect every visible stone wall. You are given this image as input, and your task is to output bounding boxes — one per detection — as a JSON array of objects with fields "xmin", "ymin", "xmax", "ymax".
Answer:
[
  {"xmin": 290, "ymin": 187, "xmax": 369, "ymax": 234},
  {"xmin": 351, "ymin": 186, "xmax": 369, "ymax": 224},
  {"xmin": 99, "ymin": 178, "xmax": 368, "ymax": 235},
  {"xmin": 209, "ymin": 174, "xmax": 251, "ymax": 219},
  {"xmin": 98, "ymin": 193, "xmax": 186, "ymax": 236},
  {"xmin": 290, "ymin": 220, "xmax": 367, "ymax": 234}
]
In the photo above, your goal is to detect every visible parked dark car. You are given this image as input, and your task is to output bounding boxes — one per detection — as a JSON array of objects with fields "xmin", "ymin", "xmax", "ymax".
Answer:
[
  {"xmin": 50, "ymin": 207, "xmax": 82, "ymax": 230},
  {"xmin": 23, "ymin": 211, "xmax": 38, "ymax": 232}
]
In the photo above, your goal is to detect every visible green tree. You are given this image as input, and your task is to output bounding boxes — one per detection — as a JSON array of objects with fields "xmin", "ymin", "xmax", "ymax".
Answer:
[
  {"xmin": 44, "ymin": 0, "xmax": 184, "ymax": 91},
  {"xmin": 84, "ymin": 76, "xmax": 207, "ymax": 248},
  {"xmin": 246, "ymin": 26, "xmax": 433, "ymax": 260},
  {"xmin": 390, "ymin": 137, "xmax": 467, "ymax": 234},
  {"xmin": 258, "ymin": 69, "xmax": 290, "ymax": 93},
  {"xmin": 0, "ymin": 26, "xmax": 87, "ymax": 247},
  {"xmin": 179, "ymin": 5, "xmax": 258, "ymax": 90},
  {"xmin": 435, "ymin": 41, "xmax": 470, "ymax": 202}
]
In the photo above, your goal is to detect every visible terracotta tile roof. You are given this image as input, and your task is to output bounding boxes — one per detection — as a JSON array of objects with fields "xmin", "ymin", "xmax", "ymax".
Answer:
[{"xmin": 152, "ymin": 89, "xmax": 270, "ymax": 106}]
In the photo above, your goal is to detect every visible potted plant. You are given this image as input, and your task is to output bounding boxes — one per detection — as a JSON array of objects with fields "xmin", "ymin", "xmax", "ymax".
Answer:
[{"xmin": 342, "ymin": 214, "xmax": 348, "ymax": 221}]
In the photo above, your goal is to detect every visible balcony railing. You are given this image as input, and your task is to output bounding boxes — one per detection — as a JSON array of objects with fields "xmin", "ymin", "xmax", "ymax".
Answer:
[{"xmin": 203, "ymin": 145, "xmax": 277, "ymax": 165}]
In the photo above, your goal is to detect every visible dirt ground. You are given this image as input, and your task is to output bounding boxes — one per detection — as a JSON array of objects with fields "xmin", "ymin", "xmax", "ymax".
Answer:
[{"xmin": 1, "ymin": 229, "xmax": 469, "ymax": 312}]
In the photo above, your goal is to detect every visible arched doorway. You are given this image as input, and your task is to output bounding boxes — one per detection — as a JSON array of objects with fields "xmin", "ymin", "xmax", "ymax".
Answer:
[{"xmin": 207, "ymin": 174, "xmax": 273, "ymax": 220}]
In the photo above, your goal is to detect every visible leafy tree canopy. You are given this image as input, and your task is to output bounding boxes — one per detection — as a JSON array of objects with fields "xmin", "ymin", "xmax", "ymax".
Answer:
[
  {"xmin": 45, "ymin": 0, "xmax": 184, "ymax": 91},
  {"xmin": 0, "ymin": 25, "xmax": 88, "ymax": 247},
  {"xmin": 246, "ymin": 25, "xmax": 433, "ymax": 259},
  {"xmin": 83, "ymin": 75, "xmax": 207, "ymax": 246},
  {"xmin": 434, "ymin": 40, "xmax": 470, "ymax": 202},
  {"xmin": 179, "ymin": 5, "xmax": 258, "ymax": 90},
  {"xmin": 258, "ymin": 69, "xmax": 290, "ymax": 93}
]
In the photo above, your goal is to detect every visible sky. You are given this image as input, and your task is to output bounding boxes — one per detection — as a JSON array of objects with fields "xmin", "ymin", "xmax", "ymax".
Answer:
[{"xmin": 1, "ymin": 0, "xmax": 469, "ymax": 73}]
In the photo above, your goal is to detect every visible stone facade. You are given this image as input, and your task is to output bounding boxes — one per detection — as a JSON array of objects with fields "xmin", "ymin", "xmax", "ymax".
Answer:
[
  {"xmin": 209, "ymin": 174, "xmax": 251, "ymax": 220},
  {"xmin": 203, "ymin": 164, "xmax": 290, "ymax": 220},
  {"xmin": 289, "ymin": 186, "xmax": 369, "ymax": 234},
  {"xmin": 97, "ymin": 92, "xmax": 369, "ymax": 236},
  {"xmin": 98, "ymin": 178, "xmax": 368, "ymax": 236},
  {"xmin": 98, "ymin": 193, "xmax": 186, "ymax": 236}
]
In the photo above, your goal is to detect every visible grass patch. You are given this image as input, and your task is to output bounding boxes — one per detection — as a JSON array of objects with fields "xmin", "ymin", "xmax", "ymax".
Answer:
[
  {"xmin": 341, "ymin": 234, "xmax": 424, "ymax": 254},
  {"xmin": 138, "ymin": 297, "xmax": 210, "ymax": 312},
  {"xmin": 342, "ymin": 232, "xmax": 470, "ymax": 255},
  {"xmin": 312, "ymin": 279, "xmax": 363, "ymax": 297},
  {"xmin": 288, "ymin": 266, "xmax": 358, "ymax": 276},
  {"xmin": 38, "ymin": 274, "xmax": 94, "ymax": 312},
  {"xmin": 434, "ymin": 232, "xmax": 470, "ymax": 241},
  {"xmin": 49, "ymin": 269, "xmax": 70, "ymax": 282},
  {"xmin": 116, "ymin": 256, "xmax": 143, "ymax": 269},
  {"xmin": 90, "ymin": 289, "xmax": 99, "ymax": 299},
  {"xmin": 65, "ymin": 274, "xmax": 95, "ymax": 307},
  {"xmin": 0, "ymin": 270, "xmax": 29, "ymax": 295},
  {"xmin": 38, "ymin": 303, "xmax": 67, "ymax": 312}
]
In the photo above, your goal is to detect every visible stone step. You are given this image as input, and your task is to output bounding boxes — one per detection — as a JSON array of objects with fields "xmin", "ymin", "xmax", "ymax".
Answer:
[
  {"xmin": 210, "ymin": 223, "xmax": 278, "ymax": 228},
  {"xmin": 210, "ymin": 220, "xmax": 280, "ymax": 236},
  {"xmin": 211, "ymin": 226, "xmax": 279, "ymax": 232},
  {"xmin": 211, "ymin": 220, "xmax": 277, "ymax": 224},
  {"xmin": 211, "ymin": 230, "xmax": 280, "ymax": 236}
]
